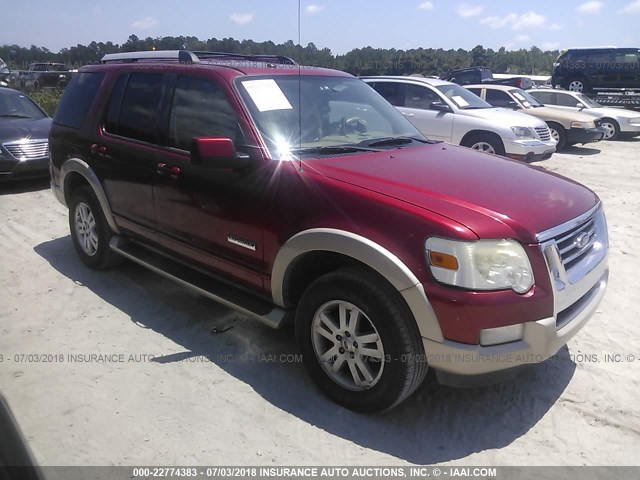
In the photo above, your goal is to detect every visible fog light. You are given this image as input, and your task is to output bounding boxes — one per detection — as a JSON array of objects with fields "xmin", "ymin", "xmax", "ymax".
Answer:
[{"xmin": 480, "ymin": 323, "xmax": 524, "ymax": 346}]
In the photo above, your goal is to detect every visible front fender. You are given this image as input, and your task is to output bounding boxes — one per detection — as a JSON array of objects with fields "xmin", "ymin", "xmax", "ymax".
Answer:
[{"xmin": 271, "ymin": 228, "xmax": 444, "ymax": 342}]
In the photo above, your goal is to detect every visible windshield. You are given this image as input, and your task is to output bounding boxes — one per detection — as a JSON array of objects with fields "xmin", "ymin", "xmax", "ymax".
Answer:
[
  {"xmin": 0, "ymin": 92, "xmax": 46, "ymax": 119},
  {"xmin": 236, "ymin": 75, "xmax": 426, "ymax": 159},
  {"xmin": 509, "ymin": 88, "xmax": 543, "ymax": 108},
  {"xmin": 576, "ymin": 93, "xmax": 601, "ymax": 108},
  {"xmin": 50, "ymin": 64, "xmax": 69, "ymax": 72},
  {"xmin": 436, "ymin": 83, "xmax": 491, "ymax": 109}
]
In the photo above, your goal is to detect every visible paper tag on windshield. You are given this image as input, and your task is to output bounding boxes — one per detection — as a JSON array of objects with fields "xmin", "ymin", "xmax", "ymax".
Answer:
[
  {"xmin": 451, "ymin": 96, "xmax": 469, "ymax": 107},
  {"xmin": 242, "ymin": 79, "xmax": 293, "ymax": 112},
  {"xmin": 513, "ymin": 92, "xmax": 526, "ymax": 101},
  {"xmin": 522, "ymin": 101, "xmax": 531, "ymax": 107}
]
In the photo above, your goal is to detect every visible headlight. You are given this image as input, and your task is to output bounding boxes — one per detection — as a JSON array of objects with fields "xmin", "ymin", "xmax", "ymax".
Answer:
[
  {"xmin": 425, "ymin": 237, "xmax": 534, "ymax": 294},
  {"xmin": 511, "ymin": 126, "xmax": 537, "ymax": 139},
  {"xmin": 570, "ymin": 121, "xmax": 595, "ymax": 129}
]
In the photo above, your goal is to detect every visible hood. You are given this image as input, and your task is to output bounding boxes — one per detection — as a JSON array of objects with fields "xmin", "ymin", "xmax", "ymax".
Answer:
[
  {"xmin": 460, "ymin": 107, "xmax": 546, "ymax": 128},
  {"xmin": 0, "ymin": 117, "xmax": 52, "ymax": 141},
  {"xmin": 522, "ymin": 106, "xmax": 601, "ymax": 124},
  {"xmin": 303, "ymin": 143, "xmax": 598, "ymax": 243}
]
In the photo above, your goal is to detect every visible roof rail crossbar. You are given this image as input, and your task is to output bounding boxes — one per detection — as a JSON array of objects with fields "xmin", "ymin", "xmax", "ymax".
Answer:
[
  {"xmin": 189, "ymin": 51, "xmax": 298, "ymax": 65},
  {"xmin": 101, "ymin": 50, "xmax": 200, "ymax": 64}
]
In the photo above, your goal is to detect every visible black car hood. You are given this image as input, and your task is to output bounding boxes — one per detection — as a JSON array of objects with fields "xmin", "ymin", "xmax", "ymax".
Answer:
[{"xmin": 0, "ymin": 117, "xmax": 52, "ymax": 142}]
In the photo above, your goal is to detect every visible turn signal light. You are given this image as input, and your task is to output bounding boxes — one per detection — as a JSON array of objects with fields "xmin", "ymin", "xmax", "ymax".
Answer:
[{"xmin": 428, "ymin": 251, "xmax": 459, "ymax": 270}]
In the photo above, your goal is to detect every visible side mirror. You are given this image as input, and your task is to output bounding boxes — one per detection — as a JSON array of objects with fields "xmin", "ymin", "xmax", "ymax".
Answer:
[
  {"xmin": 507, "ymin": 101, "xmax": 519, "ymax": 109},
  {"xmin": 429, "ymin": 101, "xmax": 451, "ymax": 113},
  {"xmin": 576, "ymin": 102, "xmax": 585, "ymax": 109},
  {"xmin": 190, "ymin": 138, "xmax": 250, "ymax": 169}
]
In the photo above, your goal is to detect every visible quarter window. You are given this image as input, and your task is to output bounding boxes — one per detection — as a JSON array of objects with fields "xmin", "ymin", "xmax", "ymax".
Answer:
[{"xmin": 53, "ymin": 72, "xmax": 105, "ymax": 129}]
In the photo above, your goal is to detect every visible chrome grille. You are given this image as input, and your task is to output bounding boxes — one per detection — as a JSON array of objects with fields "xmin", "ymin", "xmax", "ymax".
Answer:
[
  {"xmin": 554, "ymin": 215, "xmax": 598, "ymax": 271},
  {"xmin": 535, "ymin": 126, "xmax": 551, "ymax": 141},
  {"xmin": 3, "ymin": 139, "xmax": 49, "ymax": 160},
  {"xmin": 539, "ymin": 206, "xmax": 608, "ymax": 286},
  {"xmin": 538, "ymin": 205, "xmax": 608, "ymax": 330}
]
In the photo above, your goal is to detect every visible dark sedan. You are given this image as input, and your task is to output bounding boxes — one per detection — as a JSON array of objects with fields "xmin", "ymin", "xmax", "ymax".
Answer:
[{"xmin": 0, "ymin": 87, "xmax": 52, "ymax": 181}]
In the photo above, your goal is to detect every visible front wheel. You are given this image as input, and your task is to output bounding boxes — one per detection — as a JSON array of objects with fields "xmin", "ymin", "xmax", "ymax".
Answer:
[
  {"xmin": 295, "ymin": 267, "xmax": 428, "ymax": 413},
  {"xmin": 566, "ymin": 77, "xmax": 589, "ymax": 93},
  {"xmin": 547, "ymin": 122, "xmax": 567, "ymax": 150},
  {"xmin": 462, "ymin": 134, "xmax": 505, "ymax": 157},
  {"xmin": 600, "ymin": 118, "xmax": 620, "ymax": 140},
  {"xmin": 69, "ymin": 186, "xmax": 120, "ymax": 270}
]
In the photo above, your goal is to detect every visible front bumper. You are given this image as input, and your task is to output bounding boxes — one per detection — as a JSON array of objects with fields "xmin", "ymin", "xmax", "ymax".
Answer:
[
  {"xmin": 505, "ymin": 138, "xmax": 556, "ymax": 162},
  {"xmin": 423, "ymin": 267, "xmax": 607, "ymax": 381},
  {"xmin": 0, "ymin": 156, "xmax": 50, "ymax": 182},
  {"xmin": 567, "ymin": 127, "xmax": 606, "ymax": 145}
]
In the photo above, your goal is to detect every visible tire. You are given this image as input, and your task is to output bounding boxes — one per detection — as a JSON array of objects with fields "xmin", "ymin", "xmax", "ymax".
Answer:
[
  {"xmin": 295, "ymin": 267, "xmax": 428, "ymax": 413},
  {"xmin": 547, "ymin": 122, "xmax": 567, "ymax": 150},
  {"xmin": 68, "ymin": 185, "xmax": 120, "ymax": 270},
  {"xmin": 565, "ymin": 77, "xmax": 589, "ymax": 93},
  {"xmin": 461, "ymin": 133, "xmax": 506, "ymax": 157},
  {"xmin": 600, "ymin": 118, "xmax": 620, "ymax": 140}
]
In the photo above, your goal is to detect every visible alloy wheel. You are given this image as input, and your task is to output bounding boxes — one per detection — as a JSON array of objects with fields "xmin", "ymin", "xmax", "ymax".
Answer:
[
  {"xmin": 470, "ymin": 141, "xmax": 496, "ymax": 154},
  {"xmin": 74, "ymin": 202, "xmax": 99, "ymax": 256},
  {"xmin": 601, "ymin": 122, "xmax": 616, "ymax": 140},
  {"xmin": 311, "ymin": 300, "xmax": 385, "ymax": 391}
]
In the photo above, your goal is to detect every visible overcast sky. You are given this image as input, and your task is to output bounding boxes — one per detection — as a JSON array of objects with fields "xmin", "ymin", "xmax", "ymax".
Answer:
[{"xmin": 2, "ymin": 0, "xmax": 639, "ymax": 53}]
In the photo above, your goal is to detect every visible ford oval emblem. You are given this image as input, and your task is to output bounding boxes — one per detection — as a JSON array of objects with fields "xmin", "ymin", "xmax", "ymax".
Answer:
[{"xmin": 575, "ymin": 232, "xmax": 592, "ymax": 249}]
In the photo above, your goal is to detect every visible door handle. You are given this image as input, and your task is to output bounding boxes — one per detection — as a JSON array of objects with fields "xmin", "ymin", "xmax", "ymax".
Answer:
[
  {"xmin": 90, "ymin": 144, "xmax": 107, "ymax": 156},
  {"xmin": 156, "ymin": 163, "xmax": 181, "ymax": 180},
  {"xmin": 401, "ymin": 112, "xmax": 415, "ymax": 117}
]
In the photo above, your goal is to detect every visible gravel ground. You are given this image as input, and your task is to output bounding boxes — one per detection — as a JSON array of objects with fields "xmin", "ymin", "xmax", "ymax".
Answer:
[{"xmin": 1, "ymin": 139, "xmax": 639, "ymax": 466}]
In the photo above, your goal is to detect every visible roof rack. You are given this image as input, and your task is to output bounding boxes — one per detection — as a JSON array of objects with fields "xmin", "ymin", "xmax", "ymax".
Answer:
[
  {"xmin": 190, "ymin": 51, "xmax": 297, "ymax": 66},
  {"xmin": 100, "ymin": 50, "xmax": 297, "ymax": 66}
]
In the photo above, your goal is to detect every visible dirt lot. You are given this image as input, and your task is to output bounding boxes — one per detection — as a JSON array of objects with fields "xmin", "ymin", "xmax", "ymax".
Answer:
[{"xmin": 1, "ymin": 139, "xmax": 639, "ymax": 466}]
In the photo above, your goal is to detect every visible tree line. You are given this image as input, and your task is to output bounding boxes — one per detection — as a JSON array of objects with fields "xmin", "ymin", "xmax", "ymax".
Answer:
[{"xmin": 0, "ymin": 35, "xmax": 561, "ymax": 76}]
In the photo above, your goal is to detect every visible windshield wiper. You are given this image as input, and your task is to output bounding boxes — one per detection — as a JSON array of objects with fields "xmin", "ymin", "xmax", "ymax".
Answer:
[
  {"xmin": 291, "ymin": 145, "xmax": 381, "ymax": 155},
  {"xmin": 365, "ymin": 136, "xmax": 431, "ymax": 147},
  {"xmin": 0, "ymin": 114, "xmax": 31, "ymax": 118}
]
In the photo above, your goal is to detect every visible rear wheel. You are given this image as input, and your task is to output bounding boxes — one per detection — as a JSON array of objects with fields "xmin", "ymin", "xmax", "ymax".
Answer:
[
  {"xmin": 69, "ymin": 186, "xmax": 120, "ymax": 270},
  {"xmin": 600, "ymin": 118, "xmax": 620, "ymax": 140},
  {"xmin": 462, "ymin": 134, "xmax": 505, "ymax": 156},
  {"xmin": 295, "ymin": 267, "xmax": 428, "ymax": 413},
  {"xmin": 547, "ymin": 122, "xmax": 567, "ymax": 150}
]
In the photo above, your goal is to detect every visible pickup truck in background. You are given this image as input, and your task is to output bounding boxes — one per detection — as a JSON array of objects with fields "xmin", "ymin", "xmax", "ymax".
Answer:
[
  {"xmin": 19, "ymin": 63, "xmax": 73, "ymax": 91},
  {"xmin": 442, "ymin": 66, "xmax": 535, "ymax": 90}
]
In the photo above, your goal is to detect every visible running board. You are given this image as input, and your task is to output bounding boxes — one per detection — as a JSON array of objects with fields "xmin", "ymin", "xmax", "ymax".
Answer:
[{"xmin": 109, "ymin": 236, "xmax": 288, "ymax": 329}]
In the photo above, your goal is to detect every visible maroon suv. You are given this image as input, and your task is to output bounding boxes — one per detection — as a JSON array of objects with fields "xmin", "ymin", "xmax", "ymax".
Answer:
[{"xmin": 49, "ymin": 51, "xmax": 609, "ymax": 412}]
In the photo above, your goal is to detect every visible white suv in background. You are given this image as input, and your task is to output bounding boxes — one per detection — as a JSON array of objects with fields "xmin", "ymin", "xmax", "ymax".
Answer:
[{"xmin": 362, "ymin": 76, "xmax": 557, "ymax": 162}]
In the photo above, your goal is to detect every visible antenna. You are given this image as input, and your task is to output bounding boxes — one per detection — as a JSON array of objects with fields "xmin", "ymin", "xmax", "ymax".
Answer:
[{"xmin": 298, "ymin": 0, "xmax": 302, "ymax": 156}]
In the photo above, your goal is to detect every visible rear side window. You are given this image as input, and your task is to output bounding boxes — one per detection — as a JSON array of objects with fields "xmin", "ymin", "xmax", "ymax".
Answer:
[
  {"xmin": 53, "ymin": 72, "xmax": 105, "ymax": 128},
  {"xmin": 531, "ymin": 91, "xmax": 553, "ymax": 104},
  {"xmin": 555, "ymin": 93, "xmax": 580, "ymax": 107},
  {"xmin": 168, "ymin": 75, "xmax": 241, "ymax": 151},
  {"xmin": 105, "ymin": 73, "xmax": 166, "ymax": 144},
  {"xmin": 369, "ymin": 82, "xmax": 403, "ymax": 106}
]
